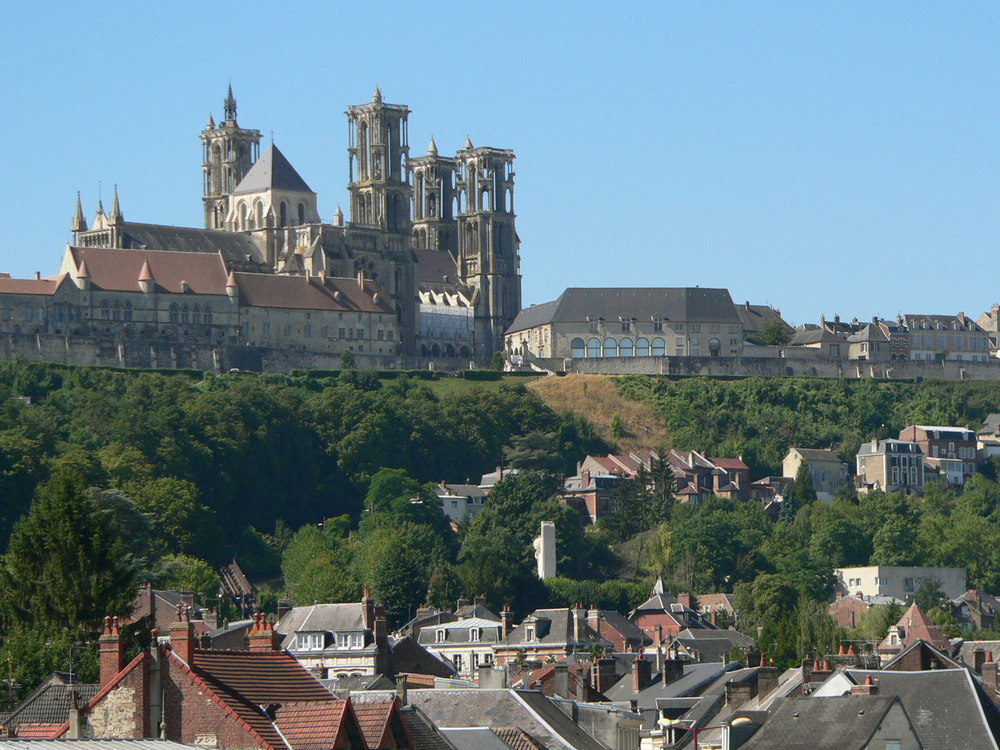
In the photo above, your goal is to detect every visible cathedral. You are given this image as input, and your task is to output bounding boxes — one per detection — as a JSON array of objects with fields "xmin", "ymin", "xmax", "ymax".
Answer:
[{"xmin": 73, "ymin": 85, "xmax": 522, "ymax": 361}]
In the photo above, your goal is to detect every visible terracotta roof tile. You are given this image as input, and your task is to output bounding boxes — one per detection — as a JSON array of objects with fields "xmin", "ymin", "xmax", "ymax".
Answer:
[
  {"xmin": 11, "ymin": 723, "xmax": 65, "ymax": 739},
  {"xmin": 350, "ymin": 697, "xmax": 401, "ymax": 748},
  {"xmin": 274, "ymin": 699, "xmax": 356, "ymax": 749},
  {"xmin": 68, "ymin": 247, "xmax": 230, "ymax": 295},
  {"xmin": 234, "ymin": 273, "xmax": 395, "ymax": 314},
  {"xmin": 0, "ymin": 276, "xmax": 64, "ymax": 296}
]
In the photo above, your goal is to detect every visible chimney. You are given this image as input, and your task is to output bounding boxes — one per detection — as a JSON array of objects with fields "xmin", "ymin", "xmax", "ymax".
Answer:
[
  {"xmin": 496, "ymin": 466, "xmax": 503, "ymax": 482},
  {"xmin": 586, "ymin": 605, "xmax": 601, "ymax": 641},
  {"xmin": 574, "ymin": 661, "xmax": 586, "ymax": 701},
  {"xmin": 501, "ymin": 606, "xmax": 513, "ymax": 639},
  {"xmin": 553, "ymin": 662, "xmax": 570, "ymax": 698},
  {"xmin": 34, "ymin": 271, "xmax": 40, "ymax": 281},
  {"xmin": 983, "ymin": 657, "xmax": 998, "ymax": 697},
  {"xmin": 632, "ymin": 656, "xmax": 652, "ymax": 692},
  {"xmin": 396, "ymin": 677, "xmax": 408, "ymax": 706},
  {"xmin": 851, "ymin": 674, "xmax": 879, "ymax": 696},
  {"xmin": 169, "ymin": 604, "xmax": 194, "ymax": 664},
  {"xmin": 592, "ymin": 657, "xmax": 617, "ymax": 695},
  {"xmin": 572, "ymin": 604, "xmax": 584, "ymax": 644},
  {"xmin": 580, "ymin": 468, "xmax": 591, "ymax": 487},
  {"xmin": 662, "ymin": 652, "xmax": 683, "ymax": 685},
  {"xmin": 99, "ymin": 616, "xmax": 124, "ymax": 688},
  {"xmin": 676, "ymin": 593, "xmax": 691, "ymax": 609},
  {"xmin": 757, "ymin": 661, "xmax": 780, "ymax": 699},
  {"xmin": 249, "ymin": 611, "xmax": 280, "ymax": 652},
  {"xmin": 374, "ymin": 609, "xmax": 390, "ymax": 676},
  {"xmin": 67, "ymin": 688, "xmax": 81, "ymax": 738},
  {"xmin": 474, "ymin": 594, "xmax": 488, "ymax": 608},
  {"xmin": 362, "ymin": 586, "xmax": 375, "ymax": 629},
  {"xmin": 277, "ymin": 597, "xmax": 291, "ymax": 622},
  {"xmin": 456, "ymin": 597, "xmax": 471, "ymax": 614},
  {"xmin": 478, "ymin": 665, "xmax": 507, "ymax": 689},
  {"xmin": 725, "ymin": 677, "xmax": 756, "ymax": 709}
]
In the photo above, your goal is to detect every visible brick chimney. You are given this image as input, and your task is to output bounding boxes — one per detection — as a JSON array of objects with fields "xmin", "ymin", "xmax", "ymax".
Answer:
[
  {"xmin": 586, "ymin": 605, "xmax": 601, "ymax": 641},
  {"xmin": 501, "ymin": 606, "xmax": 513, "ymax": 639},
  {"xmin": 592, "ymin": 657, "xmax": 617, "ymax": 695},
  {"xmin": 851, "ymin": 674, "xmax": 879, "ymax": 696},
  {"xmin": 757, "ymin": 653, "xmax": 780, "ymax": 699},
  {"xmin": 170, "ymin": 603, "xmax": 194, "ymax": 664},
  {"xmin": 249, "ymin": 611, "xmax": 279, "ymax": 652},
  {"xmin": 676, "ymin": 593, "xmax": 691, "ymax": 609},
  {"xmin": 374, "ymin": 608, "xmax": 390, "ymax": 676},
  {"xmin": 983, "ymin": 656, "xmax": 998, "ymax": 697},
  {"xmin": 99, "ymin": 615, "xmax": 124, "ymax": 688},
  {"xmin": 581, "ymin": 469, "xmax": 591, "ymax": 487},
  {"xmin": 631, "ymin": 655, "xmax": 652, "ymax": 692},
  {"xmin": 362, "ymin": 586, "xmax": 375, "ymax": 629},
  {"xmin": 277, "ymin": 597, "xmax": 291, "ymax": 622}
]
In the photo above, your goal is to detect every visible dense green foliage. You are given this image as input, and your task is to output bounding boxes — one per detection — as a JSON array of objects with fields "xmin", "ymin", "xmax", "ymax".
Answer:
[{"xmin": 616, "ymin": 375, "xmax": 1000, "ymax": 477}]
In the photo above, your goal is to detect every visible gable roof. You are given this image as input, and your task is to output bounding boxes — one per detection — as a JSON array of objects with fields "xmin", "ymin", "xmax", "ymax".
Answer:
[
  {"xmin": 877, "ymin": 604, "xmax": 952, "ymax": 653},
  {"xmin": 506, "ymin": 287, "xmax": 741, "ymax": 334},
  {"xmin": 415, "ymin": 249, "xmax": 461, "ymax": 286},
  {"xmin": 0, "ymin": 676, "xmax": 99, "ymax": 733},
  {"xmin": 740, "ymin": 695, "xmax": 906, "ymax": 750},
  {"xmin": 234, "ymin": 273, "xmax": 395, "ymax": 314},
  {"xmin": 99, "ymin": 222, "xmax": 265, "ymax": 265},
  {"xmin": 273, "ymin": 699, "xmax": 364, "ymax": 749},
  {"xmin": 66, "ymin": 247, "xmax": 231, "ymax": 295},
  {"xmin": 350, "ymin": 695, "xmax": 412, "ymax": 749},
  {"xmin": 233, "ymin": 145, "xmax": 314, "ymax": 195},
  {"xmin": 842, "ymin": 668, "xmax": 1000, "ymax": 750}
]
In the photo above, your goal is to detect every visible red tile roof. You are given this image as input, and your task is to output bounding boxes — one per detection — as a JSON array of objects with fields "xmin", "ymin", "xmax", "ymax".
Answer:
[
  {"xmin": 234, "ymin": 273, "xmax": 395, "ymax": 314},
  {"xmin": 13, "ymin": 723, "xmax": 64, "ymax": 739},
  {"xmin": 68, "ymin": 247, "xmax": 231, "ymax": 295},
  {"xmin": 0, "ymin": 276, "xmax": 65, "ymax": 296},
  {"xmin": 191, "ymin": 649, "xmax": 332, "ymax": 705},
  {"xmin": 350, "ymin": 696, "xmax": 411, "ymax": 749},
  {"xmin": 878, "ymin": 603, "xmax": 953, "ymax": 653},
  {"xmin": 274, "ymin": 699, "xmax": 362, "ymax": 749}
]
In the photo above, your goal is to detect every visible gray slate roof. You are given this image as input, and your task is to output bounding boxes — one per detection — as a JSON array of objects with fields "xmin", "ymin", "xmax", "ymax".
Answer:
[
  {"xmin": 857, "ymin": 439, "xmax": 923, "ymax": 457},
  {"xmin": 276, "ymin": 603, "xmax": 367, "ymax": 649},
  {"xmin": 843, "ymin": 668, "xmax": 1000, "ymax": 750},
  {"xmin": 233, "ymin": 144, "xmax": 313, "ymax": 194},
  {"xmin": 496, "ymin": 609, "xmax": 607, "ymax": 649},
  {"xmin": 740, "ymin": 695, "xmax": 903, "ymax": 750},
  {"xmin": 408, "ymin": 689, "xmax": 607, "ymax": 750},
  {"xmin": 506, "ymin": 287, "xmax": 741, "ymax": 334},
  {"xmin": 114, "ymin": 222, "xmax": 264, "ymax": 265},
  {"xmin": 0, "ymin": 678, "xmax": 100, "ymax": 729},
  {"xmin": 603, "ymin": 661, "xmax": 738, "ymax": 705}
]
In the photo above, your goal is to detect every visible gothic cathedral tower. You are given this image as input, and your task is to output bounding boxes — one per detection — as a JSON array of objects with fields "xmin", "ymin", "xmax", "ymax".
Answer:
[
  {"xmin": 345, "ymin": 88, "xmax": 411, "ymax": 245},
  {"xmin": 456, "ymin": 140, "xmax": 520, "ymax": 355},
  {"xmin": 201, "ymin": 85, "xmax": 261, "ymax": 229},
  {"xmin": 409, "ymin": 137, "xmax": 458, "ymax": 255}
]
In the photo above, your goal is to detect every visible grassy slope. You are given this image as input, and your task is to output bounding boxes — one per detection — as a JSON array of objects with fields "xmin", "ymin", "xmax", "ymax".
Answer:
[{"xmin": 528, "ymin": 374, "xmax": 669, "ymax": 451}]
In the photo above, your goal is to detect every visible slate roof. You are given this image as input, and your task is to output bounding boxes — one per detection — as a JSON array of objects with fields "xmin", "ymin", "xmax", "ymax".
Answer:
[
  {"xmin": 233, "ymin": 144, "xmax": 313, "ymax": 195},
  {"xmin": 234, "ymin": 273, "xmax": 395, "ymax": 313},
  {"xmin": 496, "ymin": 609, "xmax": 608, "ymax": 649},
  {"xmin": 418, "ymin": 617, "xmax": 503, "ymax": 645},
  {"xmin": 857, "ymin": 439, "xmax": 923, "ymax": 458},
  {"xmin": 506, "ymin": 287, "xmax": 741, "ymax": 334},
  {"xmin": 415, "ymin": 249, "xmax": 461, "ymax": 286},
  {"xmin": 277, "ymin": 603, "xmax": 367, "ymax": 649},
  {"xmin": 0, "ymin": 677, "xmax": 99, "ymax": 731},
  {"xmin": 67, "ymin": 247, "xmax": 231, "ymax": 295},
  {"xmin": 740, "ymin": 695, "xmax": 904, "ymax": 750},
  {"xmin": 603, "ymin": 661, "xmax": 738, "ymax": 704},
  {"xmin": 735, "ymin": 303, "xmax": 786, "ymax": 334},
  {"xmin": 399, "ymin": 705, "xmax": 458, "ymax": 750},
  {"xmin": 842, "ymin": 668, "xmax": 1000, "ymax": 750},
  {"xmin": 789, "ymin": 328, "xmax": 843, "ymax": 345},
  {"xmin": 408, "ymin": 689, "xmax": 607, "ymax": 750},
  {"xmin": 981, "ymin": 414, "xmax": 1000, "ymax": 435},
  {"xmin": 789, "ymin": 447, "xmax": 844, "ymax": 462},
  {"xmin": 106, "ymin": 222, "xmax": 264, "ymax": 264}
]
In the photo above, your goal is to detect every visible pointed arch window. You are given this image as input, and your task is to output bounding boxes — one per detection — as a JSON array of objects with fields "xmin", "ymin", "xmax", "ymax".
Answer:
[
  {"xmin": 100, "ymin": 301, "xmax": 110, "ymax": 321},
  {"xmin": 169, "ymin": 304, "xmax": 179, "ymax": 324},
  {"xmin": 203, "ymin": 306, "xmax": 212, "ymax": 325},
  {"xmin": 112, "ymin": 302, "xmax": 122, "ymax": 321},
  {"xmin": 279, "ymin": 202, "xmax": 288, "ymax": 227},
  {"xmin": 298, "ymin": 203, "xmax": 306, "ymax": 224},
  {"xmin": 180, "ymin": 306, "xmax": 190, "ymax": 324},
  {"xmin": 192, "ymin": 306, "xmax": 202, "ymax": 324},
  {"xmin": 123, "ymin": 302, "xmax": 132, "ymax": 322}
]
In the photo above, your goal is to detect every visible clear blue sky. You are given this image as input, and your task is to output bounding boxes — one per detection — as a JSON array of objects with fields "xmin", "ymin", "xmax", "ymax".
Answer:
[{"xmin": 2, "ymin": 2, "xmax": 998, "ymax": 326}]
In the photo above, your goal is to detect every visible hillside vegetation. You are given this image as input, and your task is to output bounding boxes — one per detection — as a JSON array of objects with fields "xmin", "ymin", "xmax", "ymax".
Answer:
[{"xmin": 531, "ymin": 374, "xmax": 1000, "ymax": 477}]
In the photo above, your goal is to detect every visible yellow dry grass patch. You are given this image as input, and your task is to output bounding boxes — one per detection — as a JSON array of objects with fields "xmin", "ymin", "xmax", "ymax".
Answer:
[{"xmin": 527, "ymin": 374, "xmax": 670, "ymax": 452}]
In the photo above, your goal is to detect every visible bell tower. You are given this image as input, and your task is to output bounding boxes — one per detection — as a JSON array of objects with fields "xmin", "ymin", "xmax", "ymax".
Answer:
[
  {"xmin": 409, "ymin": 137, "xmax": 457, "ymax": 255},
  {"xmin": 456, "ymin": 140, "xmax": 520, "ymax": 355},
  {"xmin": 201, "ymin": 84, "xmax": 261, "ymax": 229},
  {"xmin": 345, "ymin": 88, "xmax": 411, "ymax": 241}
]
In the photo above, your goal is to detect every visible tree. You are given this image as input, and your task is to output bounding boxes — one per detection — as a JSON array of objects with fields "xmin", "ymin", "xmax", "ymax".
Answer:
[
  {"xmin": 340, "ymin": 348, "xmax": 355, "ymax": 370},
  {"xmin": 791, "ymin": 462, "xmax": 817, "ymax": 506},
  {"xmin": 0, "ymin": 477, "xmax": 138, "ymax": 634},
  {"xmin": 153, "ymin": 554, "xmax": 220, "ymax": 603},
  {"xmin": 746, "ymin": 318, "xmax": 793, "ymax": 346}
]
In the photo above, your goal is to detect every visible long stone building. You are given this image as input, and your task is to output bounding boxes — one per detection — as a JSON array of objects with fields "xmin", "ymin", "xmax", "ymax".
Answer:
[{"xmin": 0, "ymin": 85, "xmax": 521, "ymax": 372}]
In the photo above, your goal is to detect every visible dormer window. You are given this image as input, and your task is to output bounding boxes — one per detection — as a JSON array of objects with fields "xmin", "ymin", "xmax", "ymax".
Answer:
[
  {"xmin": 297, "ymin": 632, "xmax": 325, "ymax": 651},
  {"xmin": 470, "ymin": 627, "xmax": 482, "ymax": 641},
  {"xmin": 435, "ymin": 629, "xmax": 446, "ymax": 643},
  {"xmin": 525, "ymin": 626, "xmax": 536, "ymax": 642},
  {"xmin": 337, "ymin": 632, "xmax": 364, "ymax": 649}
]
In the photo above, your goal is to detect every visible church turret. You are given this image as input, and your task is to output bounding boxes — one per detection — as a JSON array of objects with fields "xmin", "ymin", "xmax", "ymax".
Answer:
[
  {"xmin": 71, "ymin": 192, "xmax": 88, "ymax": 234},
  {"xmin": 109, "ymin": 185, "xmax": 123, "ymax": 225},
  {"xmin": 409, "ymin": 136, "xmax": 456, "ymax": 253},
  {"xmin": 201, "ymin": 85, "xmax": 261, "ymax": 230},
  {"xmin": 455, "ymin": 141, "xmax": 519, "ymax": 356}
]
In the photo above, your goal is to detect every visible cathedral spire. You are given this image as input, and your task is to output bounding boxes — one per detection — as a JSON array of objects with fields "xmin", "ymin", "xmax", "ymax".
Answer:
[
  {"xmin": 71, "ymin": 191, "xmax": 88, "ymax": 232},
  {"xmin": 109, "ymin": 184, "xmax": 123, "ymax": 224},
  {"xmin": 224, "ymin": 82, "xmax": 237, "ymax": 122}
]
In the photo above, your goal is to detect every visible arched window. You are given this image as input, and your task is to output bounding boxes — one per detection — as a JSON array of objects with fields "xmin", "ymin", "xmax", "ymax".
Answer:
[
  {"xmin": 203, "ymin": 306, "xmax": 212, "ymax": 325},
  {"xmin": 603, "ymin": 339, "xmax": 617, "ymax": 358},
  {"xmin": 123, "ymin": 302, "xmax": 132, "ymax": 322},
  {"xmin": 239, "ymin": 202, "xmax": 248, "ymax": 230},
  {"xmin": 112, "ymin": 302, "xmax": 122, "ymax": 321},
  {"xmin": 180, "ymin": 306, "xmax": 189, "ymax": 324},
  {"xmin": 587, "ymin": 337, "xmax": 601, "ymax": 358},
  {"xmin": 192, "ymin": 306, "xmax": 201, "ymax": 324},
  {"xmin": 254, "ymin": 201, "xmax": 263, "ymax": 228},
  {"xmin": 279, "ymin": 202, "xmax": 288, "ymax": 227},
  {"xmin": 169, "ymin": 304, "xmax": 179, "ymax": 324},
  {"xmin": 100, "ymin": 301, "xmax": 110, "ymax": 321},
  {"xmin": 709, "ymin": 338, "xmax": 721, "ymax": 356},
  {"xmin": 571, "ymin": 337, "xmax": 585, "ymax": 358},
  {"xmin": 446, "ymin": 344, "xmax": 455, "ymax": 357},
  {"xmin": 298, "ymin": 203, "xmax": 306, "ymax": 224},
  {"xmin": 636, "ymin": 337, "xmax": 650, "ymax": 356},
  {"xmin": 431, "ymin": 343, "xmax": 441, "ymax": 357},
  {"xmin": 459, "ymin": 346, "xmax": 470, "ymax": 358},
  {"xmin": 652, "ymin": 337, "xmax": 666, "ymax": 356},
  {"xmin": 620, "ymin": 337, "xmax": 634, "ymax": 357}
]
